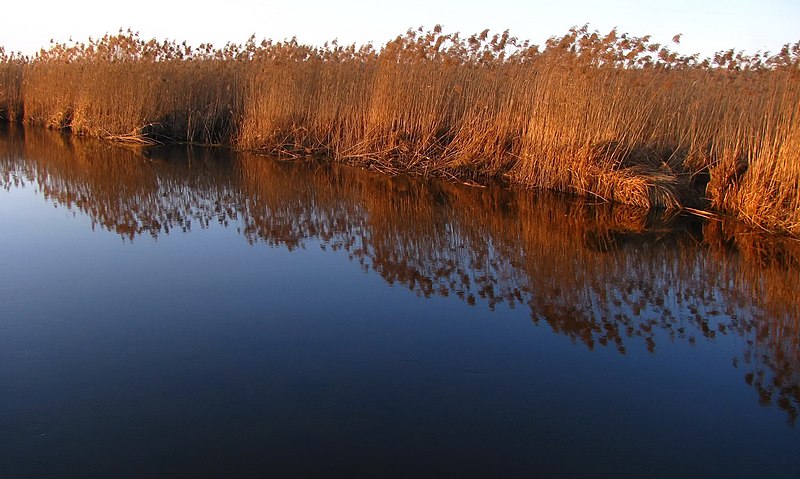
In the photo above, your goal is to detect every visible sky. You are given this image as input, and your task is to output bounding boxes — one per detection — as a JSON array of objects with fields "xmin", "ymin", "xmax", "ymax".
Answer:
[{"xmin": 2, "ymin": 0, "xmax": 798, "ymax": 59}]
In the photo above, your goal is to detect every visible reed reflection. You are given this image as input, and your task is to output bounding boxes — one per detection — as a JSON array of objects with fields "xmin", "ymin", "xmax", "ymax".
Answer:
[{"xmin": 2, "ymin": 125, "xmax": 798, "ymax": 424}]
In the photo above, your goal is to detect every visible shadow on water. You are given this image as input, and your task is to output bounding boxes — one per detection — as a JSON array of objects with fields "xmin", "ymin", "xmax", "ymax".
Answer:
[{"xmin": 2, "ymin": 125, "xmax": 799, "ymax": 425}]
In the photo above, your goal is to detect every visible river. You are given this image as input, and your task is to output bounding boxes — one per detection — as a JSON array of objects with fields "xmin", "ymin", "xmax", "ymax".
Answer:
[{"xmin": 1, "ymin": 126, "xmax": 798, "ymax": 477}]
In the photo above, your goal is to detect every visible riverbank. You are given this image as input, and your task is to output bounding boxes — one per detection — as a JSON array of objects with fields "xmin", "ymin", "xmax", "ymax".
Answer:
[{"xmin": 1, "ymin": 27, "xmax": 799, "ymax": 236}]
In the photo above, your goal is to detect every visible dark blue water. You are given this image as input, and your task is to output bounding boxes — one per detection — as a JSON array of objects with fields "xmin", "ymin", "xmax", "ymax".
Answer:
[{"xmin": 1, "ymin": 127, "xmax": 798, "ymax": 477}]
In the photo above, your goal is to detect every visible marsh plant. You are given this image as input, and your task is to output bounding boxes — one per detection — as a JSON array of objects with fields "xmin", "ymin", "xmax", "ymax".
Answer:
[{"xmin": 1, "ymin": 26, "xmax": 799, "ymax": 235}]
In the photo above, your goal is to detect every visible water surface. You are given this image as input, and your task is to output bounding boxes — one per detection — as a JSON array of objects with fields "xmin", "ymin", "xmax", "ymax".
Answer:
[{"xmin": 1, "ymin": 126, "xmax": 798, "ymax": 477}]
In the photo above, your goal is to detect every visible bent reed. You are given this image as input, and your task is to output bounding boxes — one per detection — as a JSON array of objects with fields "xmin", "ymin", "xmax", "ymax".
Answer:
[{"xmin": 1, "ymin": 26, "xmax": 799, "ymax": 235}]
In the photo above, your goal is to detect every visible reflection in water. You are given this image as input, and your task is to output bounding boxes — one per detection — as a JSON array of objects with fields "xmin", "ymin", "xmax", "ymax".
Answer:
[{"xmin": 2, "ymin": 125, "xmax": 799, "ymax": 425}]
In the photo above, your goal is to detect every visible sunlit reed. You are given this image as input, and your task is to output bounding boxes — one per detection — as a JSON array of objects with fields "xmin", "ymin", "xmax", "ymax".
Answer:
[{"xmin": 1, "ymin": 27, "xmax": 799, "ymax": 235}]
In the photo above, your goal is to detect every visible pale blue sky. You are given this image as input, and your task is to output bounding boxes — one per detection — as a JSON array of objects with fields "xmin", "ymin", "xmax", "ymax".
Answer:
[{"xmin": 2, "ymin": 0, "xmax": 798, "ymax": 58}]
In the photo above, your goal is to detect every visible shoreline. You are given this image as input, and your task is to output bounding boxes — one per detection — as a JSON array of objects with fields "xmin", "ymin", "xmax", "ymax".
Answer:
[{"xmin": 2, "ymin": 27, "xmax": 798, "ymax": 237}]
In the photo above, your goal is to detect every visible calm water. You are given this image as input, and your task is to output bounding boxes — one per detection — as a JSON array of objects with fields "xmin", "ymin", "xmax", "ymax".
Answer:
[{"xmin": 1, "ymin": 126, "xmax": 798, "ymax": 478}]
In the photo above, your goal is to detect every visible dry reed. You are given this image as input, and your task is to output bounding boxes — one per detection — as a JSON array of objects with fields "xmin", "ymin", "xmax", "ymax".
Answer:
[
  {"xmin": 0, "ymin": 47, "xmax": 25, "ymax": 122},
  {"xmin": 1, "ymin": 26, "xmax": 799, "ymax": 235}
]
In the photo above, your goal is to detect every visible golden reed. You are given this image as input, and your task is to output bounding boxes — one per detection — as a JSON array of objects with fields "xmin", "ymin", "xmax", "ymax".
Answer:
[{"xmin": 1, "ymin": 26, "xmax": 799, "ymax": 235}]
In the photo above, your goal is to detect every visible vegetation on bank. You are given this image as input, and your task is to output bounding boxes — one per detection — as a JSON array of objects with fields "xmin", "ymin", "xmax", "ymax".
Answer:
[{"xmin": 1, "ymin": 27, "xmax": 799, "ymax": 235}]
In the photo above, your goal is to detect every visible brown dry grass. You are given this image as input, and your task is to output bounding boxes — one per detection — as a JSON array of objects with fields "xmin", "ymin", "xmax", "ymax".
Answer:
[
  {"xmin": 1, "ymin": 26, "xmax": 799, "ymax": 235},
  {"xmin": 0, "ymin": 48, "xmax": 24, "ymax": 122}
]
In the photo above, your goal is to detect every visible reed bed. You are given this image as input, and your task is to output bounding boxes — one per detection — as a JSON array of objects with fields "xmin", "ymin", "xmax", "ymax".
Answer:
[{"xmin": 1, "ymin": 27, "xmax": 799, "ymax": 234}]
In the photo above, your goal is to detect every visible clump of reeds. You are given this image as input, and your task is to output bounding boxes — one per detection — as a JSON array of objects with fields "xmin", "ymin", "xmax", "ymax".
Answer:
[
  {"xmin": 1, "ymin": 26, "xmax": 799, "ymax": 235},
  {"xmin": 20, "ymin": 30, "xmax": 246, "ymax": 144},
  {"xmin": 235, "ymin": 25, "xmax": 800, "ymax": 233},
  {"xmin": 0, "ymin": 47, "xmax": 25, "ymax": 122}
]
